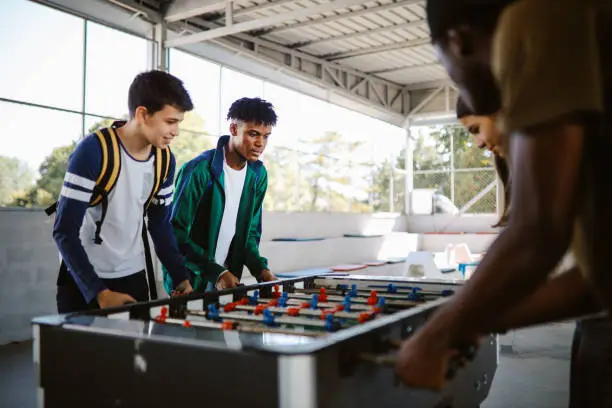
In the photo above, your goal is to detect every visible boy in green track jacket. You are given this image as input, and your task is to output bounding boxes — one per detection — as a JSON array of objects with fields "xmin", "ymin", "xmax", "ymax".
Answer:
[{"xmin": 163, "ymin": 97, "xmax": 277, "ymax": 293}]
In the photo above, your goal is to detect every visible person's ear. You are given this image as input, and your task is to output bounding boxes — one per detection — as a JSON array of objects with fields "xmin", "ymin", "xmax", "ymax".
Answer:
[
  {"xmin": 134, "ymin": 106, "xmax": 149, "ymax": 125},
  {"xmin": 447, "ymin": 26, "xmax": 475, "ymax": 57},
  {"xmin": 229, "ymin": 123, "xmax": 237, "ymax": 137}
]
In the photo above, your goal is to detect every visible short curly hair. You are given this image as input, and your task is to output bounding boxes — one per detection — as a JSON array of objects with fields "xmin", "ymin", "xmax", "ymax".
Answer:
[{"xmin": 227, "ymin": 97, "xmax": 277, "ymax": 127}]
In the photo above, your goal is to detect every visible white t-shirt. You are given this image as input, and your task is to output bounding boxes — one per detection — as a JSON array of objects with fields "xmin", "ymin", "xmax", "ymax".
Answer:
[
  {"xmin": 80, "ymin": 146, "xmax": 154, "ymax": 278},
  {"xmin": 214, "ymin": 153, "xmax": 247, "ymax": 267}
]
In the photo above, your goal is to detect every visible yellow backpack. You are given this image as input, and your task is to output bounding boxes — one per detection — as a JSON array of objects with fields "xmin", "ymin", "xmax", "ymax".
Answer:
[{"xmin": 45, "ymin": 125, "xmax": 172, "ymax": 300}]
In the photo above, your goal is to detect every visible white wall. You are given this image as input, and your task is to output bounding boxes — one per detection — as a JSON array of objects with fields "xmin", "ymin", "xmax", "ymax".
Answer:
[
  {"xmin": 406, "ymin": 214, "xmax": 501, "ymax": 233},
  {"xmin": 1, "ymin": 209, "xmax": 508, "ymax": 345},
  {"xmin": 155, "ymin": 212, "xmax": 417, "ymax": 288},
  {"xmin": 261, "ymin": 211, "xmax": 407, "ymax": 240},
  {"xmin": 2, "ymin": 210, "xmax": 415, "ymax": 344},
  {"xmin": 0, "ymin": 209, "xmax": 57, "ymax": 345}
]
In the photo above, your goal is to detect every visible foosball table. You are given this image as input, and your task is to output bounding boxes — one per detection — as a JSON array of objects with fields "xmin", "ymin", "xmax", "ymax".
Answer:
[{"xmin": 32, "ymin": 274, "xmax": 498, "ymax": 408}]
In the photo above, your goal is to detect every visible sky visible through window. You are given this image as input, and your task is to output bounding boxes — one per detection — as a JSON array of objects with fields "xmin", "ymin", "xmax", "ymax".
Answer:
[{"xmin": 0, "ymin": 0, "xmax": 406, "ymax": 178}]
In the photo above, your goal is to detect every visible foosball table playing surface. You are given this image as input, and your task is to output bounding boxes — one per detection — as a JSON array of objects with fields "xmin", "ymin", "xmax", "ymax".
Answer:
[{"xmin": 32, "ymin": 274, "xmax": 498, "ymax": 408}]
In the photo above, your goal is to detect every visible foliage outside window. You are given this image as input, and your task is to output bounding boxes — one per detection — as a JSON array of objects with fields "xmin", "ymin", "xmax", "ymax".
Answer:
[{"xmin": 413, "ymin": 124, "xmax": 498, "ymax": 215}]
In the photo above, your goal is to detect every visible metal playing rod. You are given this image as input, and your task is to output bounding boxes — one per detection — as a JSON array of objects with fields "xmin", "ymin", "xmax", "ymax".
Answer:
[
  {"xmin": 256, "ymin": 297, "xmax": 375, "ymax": 311},
  {"xmin": 299, "ymin": 288, "xmax": 439, "ymax": 300},
  {"xmin": 287, "ymin": 292, "xmax": 419, "ymax": 307},
  {"xmin": 234, "ymin": 304, "xmax": 368, "ymax": 320},
  {"xmin": 188, "ymin": 309, "xmax": 330, "ymax": 329},
  {"xmin": 160, "ymin": 317, "xmax": 325, "ymax": 337}
]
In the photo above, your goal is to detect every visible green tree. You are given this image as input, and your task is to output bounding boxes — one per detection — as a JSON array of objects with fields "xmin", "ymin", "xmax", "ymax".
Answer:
[
  {"xmin": 37, "ymin": 142, "xmax": 78, "ymax": 201},
  {"xmin": 372, "ymin": 155, "xmax": 406, "ymax": 213},
  {"xmin": 299, "ymin": 131, "xmax": 369, "ymax": 212},
  {"xmin": 9, "ymin": 142, "xmax": 76, "ymax": 208},
  {"xmin": 172, "ymin": 130, "xmax": 215, "ymax": 171},
  {"xmin": 0, "ymin": 156, "xmax": 35, "ymax": 206},
  {"xmin": 175, "ymin": 111, "xmax": 215, "ymax": 170},
  {"xmin": 9, "ymin": 112, "xmax": 212, "ymax": 208},
  {"xmin": 262, "ymin": 146, "xmax": 303, "ymax": 212}
]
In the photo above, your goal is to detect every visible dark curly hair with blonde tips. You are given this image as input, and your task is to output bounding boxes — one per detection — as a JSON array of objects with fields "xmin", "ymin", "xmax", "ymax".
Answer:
[{"xmin": 227, "ymin": 97, "xmax": 277, "ymax": 127}]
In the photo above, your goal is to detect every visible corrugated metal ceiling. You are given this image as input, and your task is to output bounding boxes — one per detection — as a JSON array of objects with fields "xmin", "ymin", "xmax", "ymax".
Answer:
[{"xmin": 162, "ymin": 0, "xmax": 447, "ymax": 87}]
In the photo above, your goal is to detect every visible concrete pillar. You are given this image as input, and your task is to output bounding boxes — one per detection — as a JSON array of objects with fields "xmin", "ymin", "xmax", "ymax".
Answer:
[
  {"xmin": 152, "ymin": 23, "xmax": 169, "ymax": 71},
  {"xmin": 404, "ymin": 125, "xmax": 414, "ymax": 215}
]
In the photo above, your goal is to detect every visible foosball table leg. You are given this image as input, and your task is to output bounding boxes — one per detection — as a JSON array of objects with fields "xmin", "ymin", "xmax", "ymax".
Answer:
[
  {"xmin": 304, "ymin": 277, "xmax": 316, "ymax": 290},
  {"xmin": 232, "ymin": 285, "xmax": 247, "ymax": 302},
  {"xmin": 282, "ymin": 282, "xmax": 295, "ymax": 294},
  {"xmin": 169, "ymin": 299, "xmax": 188, "ymax": 319},
  {"xmin": 259, "ymin": 285, "xmax": 272, "ymax": 299},
  {"xmin": 129, "ymin": 304, "xmax": 151, "ymax": 320}
]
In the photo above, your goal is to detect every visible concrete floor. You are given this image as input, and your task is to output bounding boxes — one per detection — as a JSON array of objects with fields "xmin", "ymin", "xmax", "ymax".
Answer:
[
  {"xmin": 0, "ymin": 323, "xmax": 573, "ymax": 408},
  {"xmin": 483, "ymin": 323, "xmax": 572, "ymax": 408}
]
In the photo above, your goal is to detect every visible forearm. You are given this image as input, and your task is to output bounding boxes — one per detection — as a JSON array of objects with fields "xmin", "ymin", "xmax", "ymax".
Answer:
[
  {"xmin": 429, "ymin": 226, "xmax": 567, "ymax": 344},
  {"xmin": 245, "ymin": 241, "xmax": 268, "ymax": 278},
  {"xmin": 245, "ymin": 173, "xmax": 268, "ymax": 279},
  {"xmin": 52, "ymin": 139, "xmax": 106, "ymax": 303},
  {"xmin": 492, "ymin": 267, "xmax": 603, "ymax": 333}
]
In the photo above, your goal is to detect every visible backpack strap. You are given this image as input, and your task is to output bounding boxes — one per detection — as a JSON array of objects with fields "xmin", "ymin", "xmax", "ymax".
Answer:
[
  {"xmin": 44, "ymin": 127, "xmax": 121, "ymax": 246},
  {"xmin": 144, "ymin": 146, "xmax": 171, "ymax": 209},
  {"xmin": 91, "ymin": 127, "xmax": 121, "ymax": 245},
  {"xmin": 44, "ymin": 202, "xmax": 57, "ymax": 216},
  {"xmin": 142, "ymin": 146, "xmax": 171, "ymax": 300},
  {"xmin": 90, "ymin": 128, "xmax": 121, "ymax": 206}
]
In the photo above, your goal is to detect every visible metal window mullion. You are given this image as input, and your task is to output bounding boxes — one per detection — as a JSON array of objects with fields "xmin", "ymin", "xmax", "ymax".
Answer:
[
  {"xmin": 405, "ymin": 126, "xmax": 413, "ymax": 215},
  {"xmin": 81, "ymin": 18, "xmax": 88, "ymax": 138},
  {"xmin": 450, "ymin": 130, "xmax": 455, "ymax": 203},
  {"xmin": 389, "ymin": 154, "xmax": 394, "ymax": 213}
]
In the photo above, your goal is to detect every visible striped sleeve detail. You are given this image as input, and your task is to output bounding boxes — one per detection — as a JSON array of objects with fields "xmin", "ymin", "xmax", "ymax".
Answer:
[
  {"xmin": 60, "ymin": 185, "xmax": 91, "ymax": 202},
  {"xmin": 156, "ymin": 185, "xmax": 174, "ymax": 198},
  {"xmin": 60, "ymin": 171, "xmax": 95, "ymax": 203},
  {"xmin": 52, "ymin": 134, "xmax": 106, "ymax": 304},
  {"xmin": 152, "ymin": 196, "xmax": 173, "ymax": 206},
  {"xmin": 151, "ymin": 154, "xmax": 176, "ymax": 207},
  {"xmin": 64, "ymin": 172, "xmax": 96, "ymax": 190}
]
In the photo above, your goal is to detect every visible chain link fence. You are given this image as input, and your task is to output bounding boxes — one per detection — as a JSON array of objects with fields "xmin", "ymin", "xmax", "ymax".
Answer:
[{"xmin": 413, "ymin": 168, "xmax": 497, "ymax": 214}]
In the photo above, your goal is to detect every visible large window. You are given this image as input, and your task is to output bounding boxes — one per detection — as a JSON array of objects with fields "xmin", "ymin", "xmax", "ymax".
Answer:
[
  {"xmin": 169, "ymin": 49, "xmax": 221, "ymax": 136},
  {"xmin": 85, "ymin": 21, "xmax": 150, "ymax": 118},
  {"xmin": 260, "ymin": 84, "xmax": 406, "ymax": 213},
  {"xmin": 412, "ymin": 125, "xmax": 498, "ymax": 215},
  {"xmin": 0, "ymin": 101, "xmax": 82, "ymax": 206},
  {"xmin": 0, "ymin": 0, "xmax": 407, "ymax": 214},
  {"xmin": 0, "ymin": 0, "xmax": 153, "ymax": 208},
  {"xmin": 0, "ymin": 0, "xmax": 84, "ymax": 111},
  {"xmin": 220, "ymin": 67, "xmax": 264, "ymax": 131}
]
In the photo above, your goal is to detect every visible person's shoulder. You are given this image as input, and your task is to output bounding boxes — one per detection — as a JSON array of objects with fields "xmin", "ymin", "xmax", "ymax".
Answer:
[
  {"xmin": 493, "ymin": 0, "xmax": 603, "ymax": 134},
  {"xmin": 498, "ymin": 0, "xmax": 584, "ymax": 29},
  {"xmin": 72, "ymin": 133, "xmax": 103, "ymax": 158},
  {"xmin": 179, "ymin": 149, "xmax": 215, "ymax": 178},
  {"xmin": 258, "ymin": 161, "xmax": 268, "ymax": 176},
  {"xmin": 251, "ymin": 160, "xmax": 268, "ymax": 181},
  {"xmin": 193, "ymin": 148, "xmax": 216, "ymax": 169}
]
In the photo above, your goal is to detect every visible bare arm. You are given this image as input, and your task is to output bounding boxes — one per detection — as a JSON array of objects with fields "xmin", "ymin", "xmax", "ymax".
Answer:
[
  {"xmin": 424, "ymin": 120, "xmax": 585, "ymax": 346},
  {"xmin": 492, "ymin": 267, "xmax": 602, "ymax": 333}
]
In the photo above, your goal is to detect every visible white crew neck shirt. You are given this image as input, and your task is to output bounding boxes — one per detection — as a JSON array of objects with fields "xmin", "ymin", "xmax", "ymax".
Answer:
[
  {"xmin": 81, "ymin": 145, "xmax": 154, "ymax": 278},
  {"xmin": 214, "ymin": 151, "xmax": 247, "ymax": 267}
]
